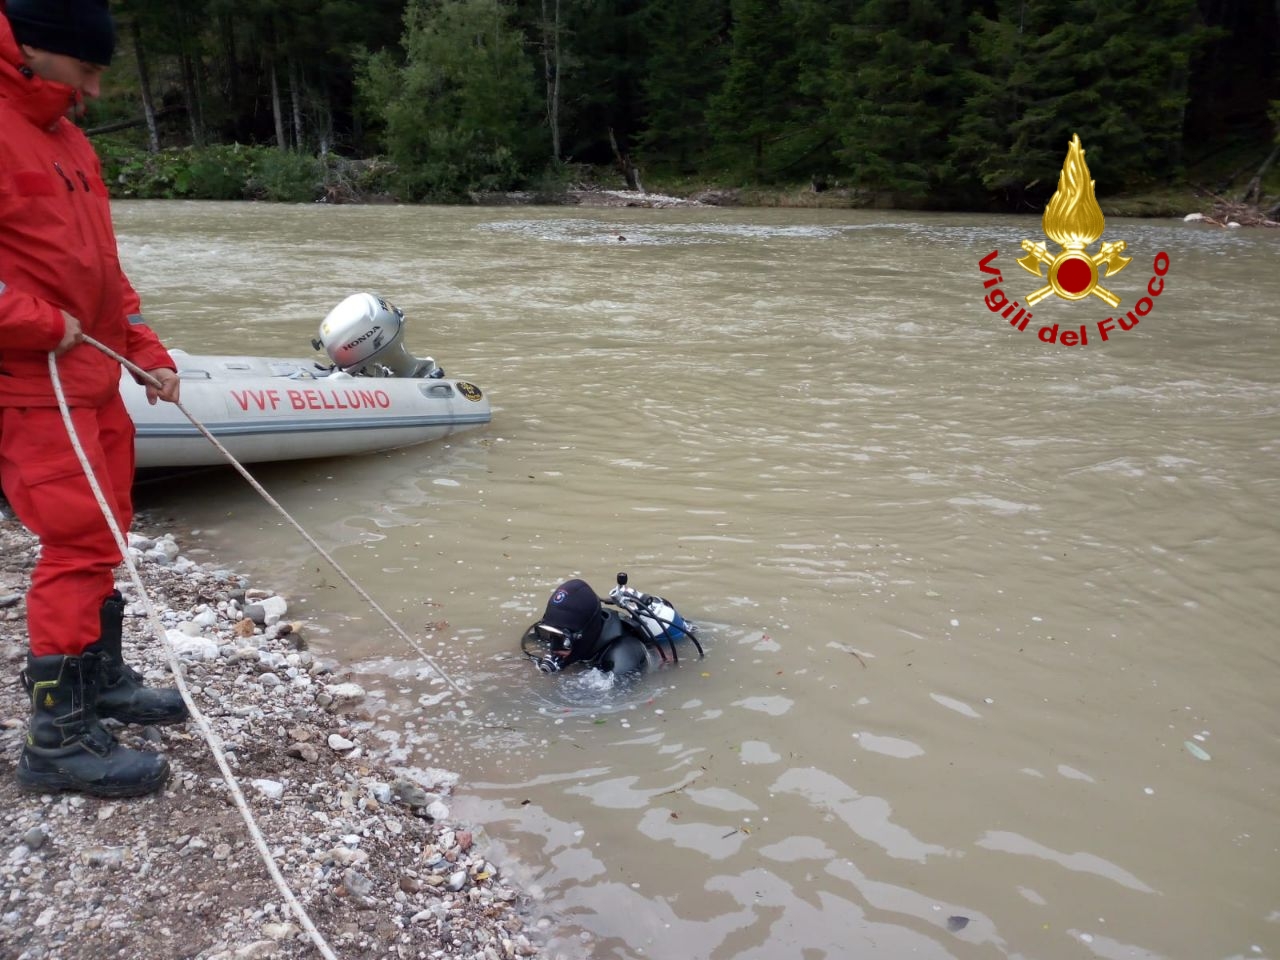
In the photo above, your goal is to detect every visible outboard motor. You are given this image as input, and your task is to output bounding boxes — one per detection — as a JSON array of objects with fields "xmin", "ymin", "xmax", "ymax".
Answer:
[{"xmin": 313, "ymin": 293, "xmax": 443, "ymax": 378}]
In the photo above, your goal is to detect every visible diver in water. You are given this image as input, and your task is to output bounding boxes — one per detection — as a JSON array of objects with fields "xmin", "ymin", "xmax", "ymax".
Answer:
[{"xmin": 522, "ymin": 574, "xmax": 702, "ymax": 677}]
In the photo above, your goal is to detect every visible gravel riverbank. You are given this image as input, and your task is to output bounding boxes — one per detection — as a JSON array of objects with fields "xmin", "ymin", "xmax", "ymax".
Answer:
[{"xmin": 0, "ymin": 514, "xmax": 543, "ymax": 960}]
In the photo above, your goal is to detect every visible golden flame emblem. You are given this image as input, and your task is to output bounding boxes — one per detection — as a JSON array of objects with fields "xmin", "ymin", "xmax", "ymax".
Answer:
[{"xmin": 1017, "ymin": 135, "xmax": 1131, "ymax": 307}]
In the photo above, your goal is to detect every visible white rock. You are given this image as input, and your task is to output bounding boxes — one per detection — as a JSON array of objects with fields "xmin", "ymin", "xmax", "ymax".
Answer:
[
  {"xmin": 323, "ymin": 846, "xmax": 367, "ymax": 866},
  {"xmin": 324, "ymin": 682, "xmax": 366, "ymax": 703},
  {"xmin": 1183, "ymin": 212, "xmax": 1205, "ymax": 222},
  {"xmin": 259, "ymin": 596, "xmax": 289, "ymax": 625},
  {"xmin": 251, "ymin": 779, "xmax": 284, "ymax": 801},
  {"xmin": 167, "ymin": 631, "xmax": 218, "ymax": 660},
  {"xmin": 328, "ymin": 734, "xmax": 356, "ymax": 752},
  {"xmin": 426, "ymin": 800, "xmax": 450, "ymax": 821},
  {"xmin": 192, "ymin": 609, "xmax": 219, "ymax": 629}
]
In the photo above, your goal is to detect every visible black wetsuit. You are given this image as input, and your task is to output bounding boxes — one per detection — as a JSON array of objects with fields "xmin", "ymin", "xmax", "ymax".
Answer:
[{"xmin": 572, "ymin": 610, "xmax": 654, "ymax": 676}]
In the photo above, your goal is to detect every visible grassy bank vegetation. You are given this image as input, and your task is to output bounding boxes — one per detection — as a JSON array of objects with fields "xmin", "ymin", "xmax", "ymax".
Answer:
[{"xmin": 96, "ymin": 139, "xmax": 1278, "ymax": 222}]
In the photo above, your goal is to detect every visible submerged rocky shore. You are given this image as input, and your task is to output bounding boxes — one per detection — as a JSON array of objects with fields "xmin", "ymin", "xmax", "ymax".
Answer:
[{"xmin": 0, "ymin": 514, "xmax": 543, "ymax": 960}]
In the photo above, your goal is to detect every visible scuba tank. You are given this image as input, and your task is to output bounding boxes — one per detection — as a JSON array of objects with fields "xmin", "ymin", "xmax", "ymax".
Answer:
[
  {"xmin": 607, "ymin": 573, "xmax": 700, "ymax": 663},
  {"xmin": 609, "ymin": 573, "xmax": 688, "ymax": 642}
]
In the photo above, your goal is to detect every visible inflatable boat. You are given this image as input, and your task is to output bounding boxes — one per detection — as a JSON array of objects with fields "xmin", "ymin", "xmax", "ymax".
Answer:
[{"xmin": 123, "ymin": 294, "xmax": 491, "ymax": 469}]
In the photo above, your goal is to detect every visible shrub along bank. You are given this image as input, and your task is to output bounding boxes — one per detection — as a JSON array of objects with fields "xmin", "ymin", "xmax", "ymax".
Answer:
[{"xmin": 97, "ymin": 141, "xmax": 1249, "ymax": 219}]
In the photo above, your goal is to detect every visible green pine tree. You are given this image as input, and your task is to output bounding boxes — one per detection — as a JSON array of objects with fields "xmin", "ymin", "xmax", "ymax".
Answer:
[
  {"xmin": 708, "ymin": 0, "xmax": 833, "ymax": 181},
  {"xmin": 956, "ymin": 0, "xmax": 1211, "ymax": 202},
  {"xmin": 636, "ymin": 0, "xmax": 729, "ymax": 172},
  {"xmin": 358, "ymin": 0, "xmax": 540, "ymax": 200},
  {"xmin": 826, "ymin": 0, "xmax": 973, "ymax": 203}
]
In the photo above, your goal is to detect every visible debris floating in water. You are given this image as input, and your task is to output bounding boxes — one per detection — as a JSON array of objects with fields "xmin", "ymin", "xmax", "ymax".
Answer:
[{"xmin": 1184, "ymin": 740, "xmax": 1211, "ymax": 761}]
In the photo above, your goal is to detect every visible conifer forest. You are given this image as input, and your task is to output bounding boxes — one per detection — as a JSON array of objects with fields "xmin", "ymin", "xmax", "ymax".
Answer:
[{"xmin": 92, "ymin": 0, "xmax": 1279, "ymax": 208}]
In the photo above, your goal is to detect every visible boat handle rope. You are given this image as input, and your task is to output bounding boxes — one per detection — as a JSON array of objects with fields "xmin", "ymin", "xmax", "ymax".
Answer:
[{"xmin": 48, "ymin": 347, "xmax": 340, "ymax": 960}]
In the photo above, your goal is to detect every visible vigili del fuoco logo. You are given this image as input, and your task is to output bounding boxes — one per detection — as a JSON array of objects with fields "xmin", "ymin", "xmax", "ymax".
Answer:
[{"xmin": 979, "ymin": 134, "xmax": 1171, "ymax": 346}]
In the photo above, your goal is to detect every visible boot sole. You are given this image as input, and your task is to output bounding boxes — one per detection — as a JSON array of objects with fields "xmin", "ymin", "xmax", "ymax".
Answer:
[{"xmin": 17, "ymin": 764, "xmax": 170, "ymax": 799}]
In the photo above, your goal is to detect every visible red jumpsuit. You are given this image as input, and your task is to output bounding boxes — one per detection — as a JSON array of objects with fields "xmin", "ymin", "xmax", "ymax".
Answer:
[{"xmin": 0, "ymin": 17, "xmax": 174, "ymax": 656}]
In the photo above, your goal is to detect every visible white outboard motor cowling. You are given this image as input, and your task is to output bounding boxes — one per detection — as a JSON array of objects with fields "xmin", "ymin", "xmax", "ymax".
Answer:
[{"xmin": 315, "ymin": 293, "xmax": 440, "ymax": 378}]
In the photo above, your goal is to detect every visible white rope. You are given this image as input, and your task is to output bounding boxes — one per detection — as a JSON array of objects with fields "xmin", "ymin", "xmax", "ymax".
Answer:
[
  {"xmin": 48, "ymin": 351, "xmax": 340, "ymax": 960},
  {"xmin": 83, "ymin": 335, "xmax": 469, "ymax": 701}
]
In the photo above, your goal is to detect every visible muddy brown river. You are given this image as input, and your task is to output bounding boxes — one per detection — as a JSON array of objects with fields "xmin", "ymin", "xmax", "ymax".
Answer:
[{"xmin": 118, "ymin": 201, "xmax": 1279, "ymax": 960}]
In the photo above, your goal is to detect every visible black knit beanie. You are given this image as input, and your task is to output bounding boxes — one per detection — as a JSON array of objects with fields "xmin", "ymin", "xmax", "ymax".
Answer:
[{"xmin": 6, "ymin": 0, "xmax": 117, "ymax": 67}]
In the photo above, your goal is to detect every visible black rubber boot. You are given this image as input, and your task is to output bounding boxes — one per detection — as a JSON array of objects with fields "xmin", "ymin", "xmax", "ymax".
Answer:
[
  {"xmin": 17, "ymin": 653, "xmax": 170, "ymax": 798},
  {"xmin": 84, "ymin": 590, "xmax": 189, "ymax": 726}
]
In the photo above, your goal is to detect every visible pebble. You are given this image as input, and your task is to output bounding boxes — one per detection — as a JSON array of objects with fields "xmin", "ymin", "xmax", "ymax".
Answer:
[
  {"xmin": 259, "ymin": 596, "xmax": 289, "ymax": 625},
  {"xmin": 391, "ymin": 779, "xmax": 432, "ymax": 809},
  {"xmin": 324, "ymin": 846, "xmax": 368, "ymax": 867},
  {"xmin": 232, "ymin": 942, "xmax": 279, "ymax": 960},
  {"xmin": 426, "ymin": 800, "xmax": 450, "ymax": 821},
  {"xmin": 324, "ymin": 681, "xmax": 366, "ymax": 699},
  {"xmin": 286, "ymin": 742, "xmax": 319, "ymax": 763},
  {"xmin": 399, "ymin": 875, "xmax": 422, "ymax": 893},
  {"xmin": 192, "ymin": 608, "xmax": 220, "ymax": 629},
  {"xmin": 81, "ymin": 846, "xmax": 129, "ymax": 868},
  {"xmin": 168, "ymin": 632, "xmax": 219, "ymax": 660},
  {"xmin": 343, "ymin": 867, "xmax": 376, "ymax": 906}
]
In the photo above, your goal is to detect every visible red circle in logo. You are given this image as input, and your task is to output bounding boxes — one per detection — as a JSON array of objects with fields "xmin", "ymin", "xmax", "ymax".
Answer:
[{"xmin": 1056, "ymin": 256, "xmax": 1093, "ymax": 294}]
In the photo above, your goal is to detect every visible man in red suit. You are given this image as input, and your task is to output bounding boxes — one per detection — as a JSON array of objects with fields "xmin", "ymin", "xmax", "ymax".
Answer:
[{"xmin": 0, "ymin": 0, "xmax": 188, "ymax": 797}]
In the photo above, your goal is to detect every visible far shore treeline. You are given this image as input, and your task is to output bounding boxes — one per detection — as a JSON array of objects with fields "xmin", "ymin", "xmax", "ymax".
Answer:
[{"xmin": 89, "ymin": 0, "xmax": 1279, "ymax": 210}]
